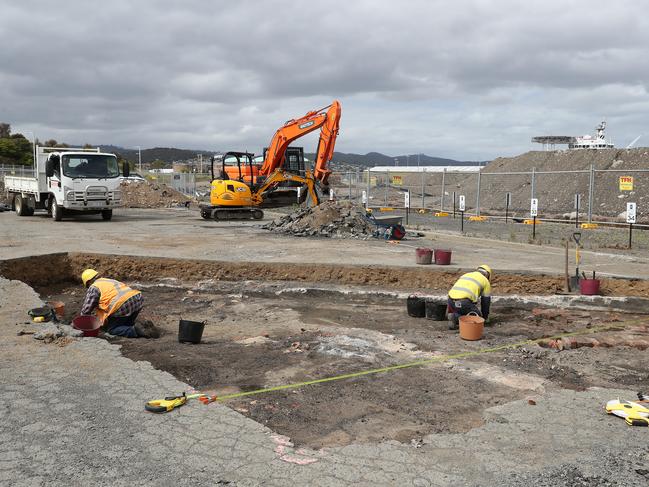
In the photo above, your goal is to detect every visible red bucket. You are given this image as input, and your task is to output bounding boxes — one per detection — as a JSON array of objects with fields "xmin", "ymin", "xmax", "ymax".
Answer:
[
  {"xmin": 579, "ymin": 279, "xmax": 601, "ymax": 296},
  {"xmin": 72, "ymin": 315, "xmax": 102, "ymax": 337},
  {"xmin": 415, "ymin": 247, "xmax": 433, "ymax": 265},
  {"xmin": 434, "ymin": 249, "xmax": 452, "ymax": 265}
]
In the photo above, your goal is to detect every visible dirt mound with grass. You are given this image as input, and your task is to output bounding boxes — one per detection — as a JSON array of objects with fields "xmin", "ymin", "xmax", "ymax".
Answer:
[
  {"xmin": 120, "ymin": 180, "xmax": 193, "ymax": 208},
  {"xmin": 263, "ymin": 201, "xmax": 375, "ymax": 238}
]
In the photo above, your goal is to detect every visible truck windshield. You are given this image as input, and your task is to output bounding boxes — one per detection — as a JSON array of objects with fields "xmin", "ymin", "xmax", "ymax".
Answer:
[{"xmin": 62, "ymin": 154, "xmax": 119, "ymax": 178}]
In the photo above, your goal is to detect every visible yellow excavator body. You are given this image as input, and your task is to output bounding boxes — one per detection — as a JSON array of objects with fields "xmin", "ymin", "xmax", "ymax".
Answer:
[{"xmin": 209, "ymin": 179, "xmax": 254, "ymax": 207}]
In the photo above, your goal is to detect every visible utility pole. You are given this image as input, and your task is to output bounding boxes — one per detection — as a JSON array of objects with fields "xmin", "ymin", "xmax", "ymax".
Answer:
[{"xmin": 136, "ymin": 146, "xmax": 142, "ymax": 174}]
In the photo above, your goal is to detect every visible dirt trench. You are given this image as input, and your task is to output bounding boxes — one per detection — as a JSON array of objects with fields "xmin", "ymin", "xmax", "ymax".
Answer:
[{"xmin": 3, "ymin": 252, "xmax": 649, "ymax": 297}]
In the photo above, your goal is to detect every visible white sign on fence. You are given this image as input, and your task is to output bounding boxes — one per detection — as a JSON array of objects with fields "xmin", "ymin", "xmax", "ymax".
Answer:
[
  {"xmin": 404, "ymin": 190, "xmax": 410, "ymax": 209},
  {"xmin": 459, "ymin": 195, "xmax": 466, "ymax": 212},
  {"xmin": 627, "ymin": 202, "xmax": 637, "ymax": 224},
  {"xmin": 361, "ymin": 190, "xmax": 367, "ymax": 204},
  {"xmin": 530, "ymin": 198, "xmax": 538, "ymax": 217}
]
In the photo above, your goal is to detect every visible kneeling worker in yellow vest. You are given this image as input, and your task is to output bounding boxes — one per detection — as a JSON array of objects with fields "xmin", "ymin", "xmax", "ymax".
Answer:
[
  {"xmin": 80, "ymin": 269, "xmax": 159, "ymax": 338},
  {"xmin": 447, "ymin": 264, "xmax": 492, "ymax": 330}
]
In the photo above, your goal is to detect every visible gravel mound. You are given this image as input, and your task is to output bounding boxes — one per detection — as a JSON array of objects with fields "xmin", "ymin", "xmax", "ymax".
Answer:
[
  {"xmin": 120, "ymin": 180, "xmax": 193, "ymax": 208},
  {"xmin": 462, "ymin": 148, "xmax": 649, "ymax": 219},
  {"xmin": 263, "ymin": 201, "xmax": 375, "ymax": 238}
]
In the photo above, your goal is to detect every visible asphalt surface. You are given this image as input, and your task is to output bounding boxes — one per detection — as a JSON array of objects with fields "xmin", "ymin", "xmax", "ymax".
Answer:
[{"xmin": 1, "ymin": 208, "xmax": 649, "ymax": 279}]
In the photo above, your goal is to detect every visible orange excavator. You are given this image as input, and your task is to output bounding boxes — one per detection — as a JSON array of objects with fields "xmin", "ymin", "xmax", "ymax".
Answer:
[{"xmin": 200, "ymin": 101, "xmax": 341, "ymax": 220}]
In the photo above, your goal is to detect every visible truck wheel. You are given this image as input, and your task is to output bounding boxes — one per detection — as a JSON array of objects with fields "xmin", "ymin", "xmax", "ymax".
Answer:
[
  {"xmin": 101, "ymin": 209, "xmax": 113, "ymax": 221},
  {"xmin": 51, "ymin": 199, "xmax": 64, "ymax": 221},
  {"xmin": 15, "ymin": 195, "xmax": 28, "ymax": 216}
]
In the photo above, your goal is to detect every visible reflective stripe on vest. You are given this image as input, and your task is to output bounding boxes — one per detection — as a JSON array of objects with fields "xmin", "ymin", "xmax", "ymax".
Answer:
[
  {"xmin": 91, "ymin": 278, "xmax": 140, "ymax": 323},
  {"xmin": 448, "ymin": 271, "xmax": 489, "ymax": 302}
]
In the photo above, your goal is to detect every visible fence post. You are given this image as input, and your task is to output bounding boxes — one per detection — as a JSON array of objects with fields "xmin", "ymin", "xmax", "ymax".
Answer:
[
  {"xmin": 366, "ymin": 168, "xmax": 371, "ymax": 207},
  {"xmin": 440, "ymin": 168, "xmax": 446, "ymax": 211},
  {"xmin": 355, "ymin": 168, "xmax": 360, "ymax": 201},
  {"xmin": 385, "ymin": 169, "xmax": 389, "ymax": 206},
  {"xmin": 421, "ymin": 168, "xmax": 426, "ymax": 209},
  {"xmin": 587, "ymin": 164, "xmax": 595, "ymax": 223},
  {"xmin": 348, "ymin": 171, "xmax": 352, "ymax": 200},
  {"xmin": 476, "ymin": 170, "xmax": 482, "ymax": 217},
  {"xmin": 531, "ymin": 167, "xmax": 536, "ymax": 201}
]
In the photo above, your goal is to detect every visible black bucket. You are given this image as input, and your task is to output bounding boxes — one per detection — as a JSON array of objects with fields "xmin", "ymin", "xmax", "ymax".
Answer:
[
  {"xmin": 425, "ymin": 300, "xmax": 448, "ymax": 321},
  {"xmin": 178, "ymin": 319, "xmax": 205, "ymax": 344},
  {"xmin": 407, "ymin": 295, "xmax": 426, "ymax": 318}
]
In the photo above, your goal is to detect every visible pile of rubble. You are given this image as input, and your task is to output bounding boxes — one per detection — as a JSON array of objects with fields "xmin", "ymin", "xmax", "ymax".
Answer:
[
  {"xmin": 263, "ymin": 201, "xmax": 376, "ymax": 238},
  {"xmin": 120, "ymin": 180, "xmax": 193, "ymax": 209}
]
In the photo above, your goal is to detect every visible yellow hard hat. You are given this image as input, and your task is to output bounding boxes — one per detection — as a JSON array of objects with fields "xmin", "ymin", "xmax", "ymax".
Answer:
[
  {"xmin": 81, "ymin": 268, "xmax": 99, "ymax": 286},
  {"xmin": 477, "ymin": 264, "xmax": 492, "ymax": 279}
]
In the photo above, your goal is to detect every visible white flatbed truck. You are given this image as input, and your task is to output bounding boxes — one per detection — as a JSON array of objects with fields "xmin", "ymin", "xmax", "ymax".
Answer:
[{"xmin": 3, "ymin": 146, "xmax": 130, "ymax": 221}]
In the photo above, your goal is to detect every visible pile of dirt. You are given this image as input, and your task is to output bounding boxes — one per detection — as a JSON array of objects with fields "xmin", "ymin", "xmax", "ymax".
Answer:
[
  {"xmin": 457, "ymin": 148, "xmax": 649, "ymax": 219},
  {"xmin": 119, "ymin": 180, "xmax": 193, "ymax": 208},
  {"xmin": 263, "ymin": 201, "xmax": 376, "ymax": 238}
]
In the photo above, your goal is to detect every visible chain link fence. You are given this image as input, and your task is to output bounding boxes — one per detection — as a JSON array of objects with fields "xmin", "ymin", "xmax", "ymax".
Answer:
[{"xmin": 328, "ymin": 167, "xmax": 649, "ymax": 225}]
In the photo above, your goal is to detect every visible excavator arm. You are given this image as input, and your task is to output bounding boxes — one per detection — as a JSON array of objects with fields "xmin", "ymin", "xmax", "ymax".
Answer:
[
  {"xmin": 259, "ymin": 100, "xmax": 341, "ymax": 178},
  {"xmin": 313, "ymin": 100, "xmax": 341, "ymax": 185},
  {"xmin": 251, "ymin": 170, "xmax": 320, "ymax": 207}
]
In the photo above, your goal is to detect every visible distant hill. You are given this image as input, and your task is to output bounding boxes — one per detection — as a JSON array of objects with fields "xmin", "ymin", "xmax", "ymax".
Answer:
[
  {"xmin": 96, "ymin": 145, "xmax": 483, "ymax": 167},
  {"xmin": 308, "ymin": 151, "xmax": 485, "ymax": 167},
  {"xmin": 100, "ymin": 146, "xmax": 214, "ymax": 165}
]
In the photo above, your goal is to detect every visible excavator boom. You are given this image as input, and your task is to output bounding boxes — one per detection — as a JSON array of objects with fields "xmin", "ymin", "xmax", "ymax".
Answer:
[{"xmin": 259, "ymin": 100, "xmax": 341, "ymax": 178}]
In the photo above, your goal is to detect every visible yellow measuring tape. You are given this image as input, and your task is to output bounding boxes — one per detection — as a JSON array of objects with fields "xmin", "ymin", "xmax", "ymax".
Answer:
[{"xmin": 213, "ymin": 318, "xmax": 641, "ymax": 402}]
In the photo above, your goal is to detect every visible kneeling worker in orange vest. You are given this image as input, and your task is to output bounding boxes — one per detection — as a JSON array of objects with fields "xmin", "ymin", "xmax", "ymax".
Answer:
[
  {"xmin": 447, "ymin": 264, "xmax": 492, "ymax": 330},
  {"xmin": 80, "ymin": 269, "xmax": 158, "ymax": 338}
]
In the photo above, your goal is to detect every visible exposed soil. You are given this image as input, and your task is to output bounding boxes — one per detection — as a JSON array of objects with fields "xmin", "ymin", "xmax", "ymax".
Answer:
[
  {"xmin": 40, "ymin": 278, "xmax": 649, "ymax": 449},
  {"xmin": 4, "ymin": 252, "xmax": 649, "ymax": 298}
]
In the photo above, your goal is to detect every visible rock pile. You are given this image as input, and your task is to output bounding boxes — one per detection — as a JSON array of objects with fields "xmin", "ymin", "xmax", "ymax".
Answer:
[
  {"xmin": 263, "ymin": 201, "xmax": 376, "ymax": 238},
  {"xmin": 120, "ymin": 180, "xmax": 193, "ymax": 209}
]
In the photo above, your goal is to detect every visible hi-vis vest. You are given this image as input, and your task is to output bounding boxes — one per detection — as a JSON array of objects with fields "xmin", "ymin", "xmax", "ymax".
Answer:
[
  {"xmin": 91, "ymin": 278, "xmax": 140, "ymax": 323},
  {"xmin": 448, "ymin": 271, "xmax": 491, "ymax": 303}
]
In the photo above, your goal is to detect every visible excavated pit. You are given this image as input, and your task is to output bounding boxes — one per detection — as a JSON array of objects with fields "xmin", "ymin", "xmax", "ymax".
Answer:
[{"xmin": 3, "ymin": 253, "xmax": 649, "ymax": 448}]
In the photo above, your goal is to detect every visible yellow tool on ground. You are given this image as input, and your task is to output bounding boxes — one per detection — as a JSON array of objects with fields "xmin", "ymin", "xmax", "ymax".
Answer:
[
  {"xmin": 605, "ymin": 392, "xmax": 649, "ymax": 426},
  {"xmin": 145, "ymin": 393, "xmax": 206, "ymax": 413}
]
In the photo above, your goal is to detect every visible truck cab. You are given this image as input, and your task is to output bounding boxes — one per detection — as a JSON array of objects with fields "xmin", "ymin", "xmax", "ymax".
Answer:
[{"xmin": 4, "ymin": 146, "xmax": 128, "ymax": 221}]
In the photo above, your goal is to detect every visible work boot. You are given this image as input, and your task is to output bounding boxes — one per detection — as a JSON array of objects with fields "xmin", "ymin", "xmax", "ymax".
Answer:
[
  {"xmin": 447, "ymin": 315, "xmax": 459, "ymax": 330},
  {"xmin": 135, "ymin": 319, "xmax": 161, "ymax": 339}
]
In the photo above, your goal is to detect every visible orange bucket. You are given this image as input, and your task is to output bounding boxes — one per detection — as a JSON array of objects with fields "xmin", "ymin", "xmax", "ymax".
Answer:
[
  {"xmin": 48, "ymin": 301, "xmax": 65, "ymax": 318},
  {"xmin": 459, "ymin": 314, "xmax": 484, "ymax": 341}
]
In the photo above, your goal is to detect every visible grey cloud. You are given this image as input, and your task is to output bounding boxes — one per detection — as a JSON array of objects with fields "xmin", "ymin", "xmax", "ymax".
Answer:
[{"xmin": 1, "ymin": 0, "xmax": 648, "ymax": 159}]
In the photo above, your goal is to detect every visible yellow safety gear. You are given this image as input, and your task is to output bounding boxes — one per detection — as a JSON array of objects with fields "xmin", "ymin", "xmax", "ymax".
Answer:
[
  {"xmin": 91, "ymin": 278, "xmax": 140, "ymax": 323},
  {"xmin": 449, "ymin": 271, "xmax": 491, "ymax": 303},
  {"xmin": 477, "ymin": 264, "xmax": 492, "ymax": 279},
  {"xmin": 81, "ymin": 269, "xmax": 99, "ymax": 286}
]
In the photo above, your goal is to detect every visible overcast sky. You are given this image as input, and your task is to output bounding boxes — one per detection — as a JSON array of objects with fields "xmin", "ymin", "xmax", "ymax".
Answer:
[{"xmin": 1, "ymin": 0, "xmax": 647, "ymax": 161}]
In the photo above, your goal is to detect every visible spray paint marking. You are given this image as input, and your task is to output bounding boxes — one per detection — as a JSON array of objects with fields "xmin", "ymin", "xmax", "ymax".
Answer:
[{"xmin": 210, "ymin": 319, "xmax": 640, "ymax": 402}]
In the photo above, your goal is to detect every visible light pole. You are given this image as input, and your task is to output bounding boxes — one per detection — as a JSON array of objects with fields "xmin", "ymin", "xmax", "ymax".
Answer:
[
  {"xmin": 136, "ymin": 146, "xmax": 142, "ymax": 174},
  {"xmin": 418, "ymin": 153, "xmax": 421, "ymax": 167}
]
